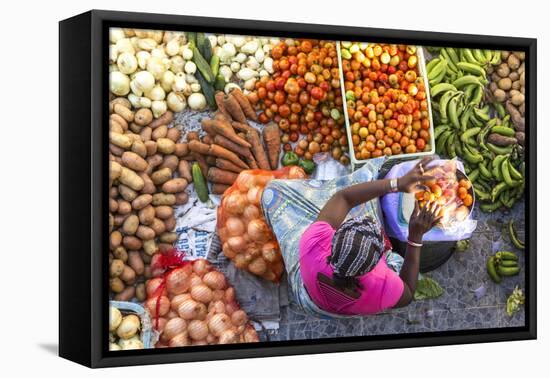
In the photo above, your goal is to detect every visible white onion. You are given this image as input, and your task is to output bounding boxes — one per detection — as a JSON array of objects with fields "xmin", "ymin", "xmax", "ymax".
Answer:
[
  {"xmin": 109, "ymin": 306, "xmax": 122, "ymax": 332},
  {"xmin": 116, "ymin": 314, "xmax": 141, "ymax": 339}
]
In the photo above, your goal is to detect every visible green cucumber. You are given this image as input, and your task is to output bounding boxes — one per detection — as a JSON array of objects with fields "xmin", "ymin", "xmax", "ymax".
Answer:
[
  {"xmin": 192, "ymin": 163, "xmax": 210, "ymax": 202},
  {"xmin": 195, "ymin": 70, "xmax": 217, "ymax": 109},
  {"xmin": 191, "ymin": 45, "xmax": 215, "ymax": 83}
]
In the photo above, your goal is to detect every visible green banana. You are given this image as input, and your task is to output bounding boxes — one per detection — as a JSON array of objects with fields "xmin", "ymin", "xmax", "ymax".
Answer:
[
  {"xmin": 434, "ymin": 124, "xmax": 451, "ymax": 139},
  {"xmin": 492, "ymin": 181, "xmax": 508, "ymax": 201},
  {"xmin": 478, "ymin": 161, "xmax": 493, "ymax": 180},
  {"xmin": 440, "ymin": 48, "xmax": 459, "ymax": 71},
  {"xmin": 501, "ymin": 158, "xmax": 521, "ymax": 187},
  {"xmin": 463, "ymin": 48, "xmax": 481, "ymax": 64},
  {"xmin": 487, "ymin": 143, "xmax": 514, "ymax": 155},
  {"xmin": 493, "ymin": 101, "xmax": 506, "ymax": 118},
  {"xmin": 447, "ymin": 133, "xmax": 457, "ymax": 158},
  {"xmin": 448, "ymin": 96, "xmax": 460, "ymax": 128},
  {"xmin": 462, "ymin": 143, "xmax": 484, "ymax": 164},
  {"xmin": 490, "ymin": 50, "xmax": 502, "ymax": 65},
  {"xmin": 473, "ymin": 49, "xmax": 487, "ymax": 64},
  {"xmin": 474, "ymin": 186, "xmax": 491, "ymax": 201},
  {"xmin": 439, "ymin": 90, "xmax": 458, "ymax": 121},
  {"xmin": 473, "ymin": 106, "xmax": 490, "ymax": 122},
  {"xmin": 453, "ymin": 75, "xmax": 483, "ymax": 89},
  {"xmin": 508, "ymin": 220, "xmax": 525, "ymax": 250},
  {"xmin": 460, "ymin": 126, "xmax": 481, "ymax": 145},
  {"xmin": 436, "ymin": 130, "xmax": 453, "ymax": 155},
  {"xmin": 508, "ymin": 161, "xmax": 523, "ymax": 181},
  {"xmin": 426, "ymin": 58, "xmax": 441, "ymax": 72},
  {"xmin": 468, "ymin": 168, "xmax": 479, "ymax": 182},
  {"xmin": 428, "ymin": 59, "xmax": 448, "ymax": 81},
  {"xmin": 429, "ymin": 68, "xmax": 447, "ymax": 86},
  {"xmin": 491, "ymin": 125, "xmax": 516, "ymax": 137},
  {"xmin": 446, "ymin": 48, "xmax": 460, "ymax": 65},
  {"xmin": 457, "ymin": 61, "xmax": 486, "ymax": 78},
  {"xmin": 460, "ymin": 105, "xmax": 473, "ymax": 132},
  {"xmin": 430, "ymin": 83, "xmax": 457, "ymax": 97}
]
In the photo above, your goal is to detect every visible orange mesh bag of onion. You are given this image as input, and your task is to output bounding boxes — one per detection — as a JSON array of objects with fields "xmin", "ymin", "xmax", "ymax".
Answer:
[
  {"xmin": 144, "ymin": 248, "xmax": 259, "ymax": 347},
  {"xmin": 216, "ymin": 166, "xmax": 307, "ymax": 282}
]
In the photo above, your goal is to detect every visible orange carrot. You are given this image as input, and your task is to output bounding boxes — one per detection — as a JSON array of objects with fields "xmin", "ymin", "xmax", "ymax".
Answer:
[
  {"xmin": 202, "ymin": 134, "xmax": 214, "ymax": 145},
  {"xmin": 201, "ymin": 119, "xmax": 217, "ymax": 136},
  {"xmin": 246, "ymin": 155, "xmax": 258, "ymax": 169},
  {"xmin": 223, "ymin": 94, "xmax": 247, "ymax": 123},
  {"xmin": 246, "ymin": 129, "xmax": 270, "ymax": 170},
  {"xmin": 262, "ymin": 123, "xmax": 281, "ymax": 170},
  {"xmin": 188, "ymin": 140, "xmax": 249, "ymax": 169},
  {"xmin": 215, "ymin": 158, "xmax": 244, "ymax": 173},
  {"xmin": 211, "ymin": 183, "xmax": 231, "ymax": 195},
  {"xmin": 231, "ymin": 121, "xmax": 255, "ymax": 133},
  {"xmin": 149, "ymin": 111, "xmax": 174, "ymax": 129},
  {"xmin": 213, "ymin": 134, "xmax": 253, "ymax": 160},
  {"xmin": 209, "ymin": 119, "xmax": 251, "ymax": 148},
  {"xmin": 186, "ymin": 131, "xmax": 200, "ymax": 142},
  {"xmin": 230, "ymin": 88, "xmax": 258, "ymax": 121},
  {"xmin": 206, "ymin": 155, "xmax": 217, "ymax": 165},
  {"xmin": 207, "ymin": 167, "xmax": 238, "ymax": 185},
  {"xmin": 215, "ymin": 92, "xmax": 232, "ymax": 120}
]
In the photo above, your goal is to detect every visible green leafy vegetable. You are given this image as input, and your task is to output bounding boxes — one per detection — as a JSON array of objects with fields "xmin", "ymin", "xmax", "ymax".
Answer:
[
  {"xmin": 506, "ymin": 286, "xmax": 525, "ymax": 317},
  {"xmin": 414, "ymin": 277, "xmax": 444, "ymax": 300}
]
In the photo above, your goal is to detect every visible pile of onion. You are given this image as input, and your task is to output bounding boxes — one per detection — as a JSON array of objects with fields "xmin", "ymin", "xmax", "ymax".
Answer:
[
  {"xmin": 217, "ymin": 166, "xmax": 306, "ymax": 282},
  {"xmin": 144, "ymin": 258, "xmax": 259, "ymax": 347}
]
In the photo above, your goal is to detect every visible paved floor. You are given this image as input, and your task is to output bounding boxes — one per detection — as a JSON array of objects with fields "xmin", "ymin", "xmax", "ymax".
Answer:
[{"xmin": 259, "ymin": 200, "xmax": 526, "ymax": 342}]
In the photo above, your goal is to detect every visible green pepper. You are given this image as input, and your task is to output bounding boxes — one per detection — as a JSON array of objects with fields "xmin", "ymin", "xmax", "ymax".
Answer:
[
  {"xmin": 282, "ymin": 151, "xmax": 299, "ymax": 167},
  {"xmin": 299, "ymin": 159, "xmax": 316, "ymax": 174}
]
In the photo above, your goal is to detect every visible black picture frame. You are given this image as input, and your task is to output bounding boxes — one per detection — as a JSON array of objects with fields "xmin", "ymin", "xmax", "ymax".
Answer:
[{"xmin": 59, "ymin": 9, "xmax": 537, "ymax": 368}]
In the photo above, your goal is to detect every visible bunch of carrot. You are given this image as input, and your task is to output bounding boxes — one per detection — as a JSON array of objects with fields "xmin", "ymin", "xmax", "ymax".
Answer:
[{"xmin": 188, "ymin": 88, "xmax": 281, "ymax": 194}]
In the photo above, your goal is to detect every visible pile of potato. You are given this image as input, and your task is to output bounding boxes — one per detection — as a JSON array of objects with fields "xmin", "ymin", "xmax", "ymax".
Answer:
[
  {"xmin": 109, "ymin": 306, "xmax": 145, "ymax": 350},
  {"xmin": 109, "ymin": 97, "xmax": 194, "ymax": 301},
  {"xmin": 487, "ymin": 51, "xmax": 525, "ymax": 139}
]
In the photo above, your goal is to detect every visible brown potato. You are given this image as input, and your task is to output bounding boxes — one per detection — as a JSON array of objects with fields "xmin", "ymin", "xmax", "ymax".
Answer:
[
  {"xmin": 113, "ymin": 213, "xmax": 129, "ymax": 227},
  {"xmin": 166, "ymin": 127, "xmax": 181, "ymax": 142},
  {"xmin": 110, "ymin": 277, "xmax": 125, "ymax": 293},
  {"xmin": 152, "ymin": 193, "xmax": 176, "ymax": 206},
  {"xmin": 109, "ymin": 198, "xmax": 119, "ymax": 212},
  {"xmin": 110, "ymin": 186, "xmax": 119, "ymax": 198},
  {"xmin": 157, "ymin": 138, "xmax": 176, "ymax": 154},
  {"xmin": 117, "ymin": 200, "xmax": 132, "ymax": 215},
  {"xmin": 114, "ymin": 286, "xmax": 135, "ymax": 301},
  {"xmin": 136, "ymin": 225, "xmax": 156, "ymax": 240},
  {"xmin": 175, "ymin": 192, "xmax": 189, "ymax": 205},
  {"xmin": 122, "ymin": 214, "xmax": 139, "ymax": 235},
  {"xmin": 110, "ymin": 230, "xmax": 122, "ymax": 250},
  {"xmin": 155, "ymin": 205, "xmax": 174, "ymax": 219},
  {"xmin": 123, "ymin": 235, "xmax": 142, "ymax": 250},
  {"xmin": 129, "ymin": 122, "xmax": 143, "ymax": 134},
  {"xmin": 132, "ymin": 194, "xmax": 153, "ymax": 210},
  {"xmin": 138, "ymin": 205, "xmax": 155, "ymax": 225},
  {"xmin": 113, "ymin": 246, "xmax": 128, "ymax": 262},
  {"xmin": 162, "ymin": 178, "xmax": 187, "ymax": 193},
  {"xmin": 508, "ymin": 54, "xmax": 520, "ymax": 70},
  {"xmin": 150, "ymin": 218, "xmax": 167, "ymax": 235},
  {"xmin": 146, "ymin": 155, "xmax": 164, "ymax": 175},
  {"xmin": 140, "ymin": 126, "xmax": 152, "ymax": 142},
  {"xmin": 141, "ymin": 251, "xmax": 152, "ymax": 264},
  {"xmin": 497, "ymin": 77, "xmax": 512, "ymax": 91},
  {"xmin": 118, "ymin": 184, "xmax": 137, "ymax": 201},
  {"xmin": 122, "ymin": 151, "xmax": 148, "ymax": 171},
  {"xmin": 114, "ymin": 103, "xmax": 134, "ymax": 122},
  {"xmin": 110, "ymin": 132, "xmax": 132, "ymax": 149},
  {"xmin": 110, "ymin": 161, "xmax": 122, "ymax": 181},
  {"xmin": 110, "ymin": 120, "xmax": 124, "ymax": 134},
  {"xmin": 174, "ymin": 143, "xmax": 189, "ymax": 157},
  {"xmin": 143, "ymin": 239, "xmax": 158, "ymax": 256},
  {"xmin": 128, "ymin": 251, "xmax": 145, "ymax": 275},
  {"xmin": 139, "ymin": 173, "xmax": 155, "ymax": 194},
  {"xmin": 144, "ymin": 140, "xmax": 157, "ymax": 156},
  {"xmin": 178, "ymin": 160, "xmax": 193, "ymax": 182},
  {"xmin": 152, "ymin": 125, "xmax": 168, "ymax": 140},
  {"xmin": 159, "ymin": 232, "xmax": 178, "ymax": 244},
  {"xmin": 110, "ymin": 259, "xmax": 125, "ymax": 277},
  {"xmin": 110, "ymin": 113, "xmax": 128, "ymax": 130},
  {"xmin": 151, "ymin": 167, "xmax": 173, "ymax": 185},
  {"xmin": 158, "ymin": 243, "xmax": 173, "ymax": 252},
  {"xmin": 110, "ymin": 97, "xmax": 131, "ymax": 110},
  {"xmin": 120, "ymin": 265, "xmax": 136, "ymax": 284},
  {"xmin": 119, "ymin": 167, "xmax": 145, "ymax": 191},
  {"xmin": 131, "ymin": 140, "xmax": 147, "ymax": 158},
  {"xmin": 164, "ymin": 216, "xmax": 176, "ymax": 232},
  {"xmin": 134, "ymin": 108, "xmax": 153, "ymax": 126},
  {"xmin": 135, "ymin": 283, "xmax": 146, "ymax": 302},
  {"xmin": 159, "ymin": 155, "xmax": 179, "ymax": 172},
  {"xmin": 109, "ymin": 143, "xmax": 125, "ymax": 157}
]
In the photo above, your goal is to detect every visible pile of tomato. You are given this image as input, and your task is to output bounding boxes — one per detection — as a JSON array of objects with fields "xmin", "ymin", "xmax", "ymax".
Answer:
[
  {"xmin": 341, "ymin": 43, "xmax": 431, "ymax": 160},
  {"xmin": 247, "ymin": 40, "xmax": 349, "ymax": 165}
]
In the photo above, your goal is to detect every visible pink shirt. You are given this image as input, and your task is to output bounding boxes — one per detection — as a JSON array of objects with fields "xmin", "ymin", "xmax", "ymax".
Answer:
[{"xmin": 299, "ymin": 221, "xmax": 404, "ymax": 315}]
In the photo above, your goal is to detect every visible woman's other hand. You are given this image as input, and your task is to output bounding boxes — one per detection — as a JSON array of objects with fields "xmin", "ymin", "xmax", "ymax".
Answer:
[
  {"xmin": 408, "ymin": 200, "xmax": 442, "ymax": 243},
  {"xmin": 398, "ymin": 156, "xmax": 436, "ymax": 193}
]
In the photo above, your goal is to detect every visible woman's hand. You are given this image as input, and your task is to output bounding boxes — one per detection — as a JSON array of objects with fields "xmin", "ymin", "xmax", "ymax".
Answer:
[
  {"xmin": 398, "ymin": 156, "xmax": 436, "ymax": 193},
  {"xmin": 408, "ymin": 200, "xmax": 442, "ymax": 244}
]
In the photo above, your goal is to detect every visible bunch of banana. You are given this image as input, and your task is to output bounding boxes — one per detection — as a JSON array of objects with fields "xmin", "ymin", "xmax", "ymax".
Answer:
[
  {"xmin": 426, "ymin": 47, "xmax": 501, "ymax": 86},
  {"xmin": 428, "ymin": 48, "xmax": 525, "ymax": 212}
]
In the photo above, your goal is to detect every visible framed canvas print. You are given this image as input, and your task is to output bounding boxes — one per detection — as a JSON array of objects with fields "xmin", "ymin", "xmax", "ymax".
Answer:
[{"xmin": 59, "ymin": 9, "xmax": 536, "ymax": 368}]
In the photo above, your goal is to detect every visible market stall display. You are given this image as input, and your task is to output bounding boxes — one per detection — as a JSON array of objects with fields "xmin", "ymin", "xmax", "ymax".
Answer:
[
  {"xmin": 106, "ymin": 27, "xmax": 527, "ymax": 350},
  {"xmin": 339, "ymin": 43, "xmax": 434, "ymax": 166}
]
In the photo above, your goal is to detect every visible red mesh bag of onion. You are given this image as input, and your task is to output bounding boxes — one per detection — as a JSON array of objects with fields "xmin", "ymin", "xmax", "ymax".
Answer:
[
  {"xmin": 216, "ymin": 166, "xmax": 307, "ymax": 282},
  {"xmin": 144, "ymin": 248, "xmax": 259, "ymax": 347}
]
